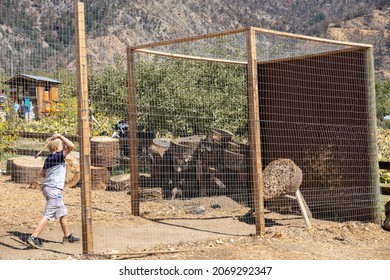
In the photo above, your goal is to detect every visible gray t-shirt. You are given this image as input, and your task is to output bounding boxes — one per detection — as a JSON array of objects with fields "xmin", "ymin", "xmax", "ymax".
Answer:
[{"xmin": 43, "ymin": 151, "xmax": 66, "ymax": 190}]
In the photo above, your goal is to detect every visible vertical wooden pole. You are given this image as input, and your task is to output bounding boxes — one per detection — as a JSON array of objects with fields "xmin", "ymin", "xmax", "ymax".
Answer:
[
  {"xmin": 74, "ymin": 0, "xmax": 94, "ymax": 254},
  {"xmin": 127, "ymin": 48, "xmax": 140, "ymax": 216},
  {"xmin": 365, "ymin": 46, "xmax": 381, "ymax": 225},
  {"xmin": 246, "ymin": 28, "xmax": 265, "ymax": 235}
]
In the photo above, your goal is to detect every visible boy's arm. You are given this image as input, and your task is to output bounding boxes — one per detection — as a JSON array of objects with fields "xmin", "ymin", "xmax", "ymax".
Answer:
[{"xmin": 52, "ymin": 133, "xmax": 75, "ymax": 157}]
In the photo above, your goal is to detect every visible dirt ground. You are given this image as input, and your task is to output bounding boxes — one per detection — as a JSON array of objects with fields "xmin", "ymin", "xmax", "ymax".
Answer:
[{"xmin": 1, "ymin": 172, "xmax": 390, "ymax": 261}]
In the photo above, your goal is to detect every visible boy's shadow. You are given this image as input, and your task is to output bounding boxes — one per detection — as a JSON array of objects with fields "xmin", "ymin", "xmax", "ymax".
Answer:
[{"xmin": 7, "ymin": 231, "xmax": 62, "ymax": 244}]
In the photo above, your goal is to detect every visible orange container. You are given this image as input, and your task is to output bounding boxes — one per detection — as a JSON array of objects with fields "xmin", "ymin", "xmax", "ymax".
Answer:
[
  {"xmin": 49, "ymin": 87, "xmax": 59, "ymax": 102},
  {"xmin": 44, "ymin": 91, "xmax": 50, "ymax": 101}
]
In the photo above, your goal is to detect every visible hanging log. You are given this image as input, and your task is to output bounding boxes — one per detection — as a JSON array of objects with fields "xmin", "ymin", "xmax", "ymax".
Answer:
[
  {"xmin": 90, "ymin": 136, "xmax": 120, "ymax": 167},
  {"xmin": 11, "ymin": 156, "xmax": 44, "ymax": 184},
  {"xmin": 263, "ymin": 158, "xmax": 303, "ymax": 200}
]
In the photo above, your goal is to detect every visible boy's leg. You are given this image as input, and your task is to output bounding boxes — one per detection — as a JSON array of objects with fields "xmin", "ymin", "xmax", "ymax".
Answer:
[
  {"xmin": 59, "ymin": 215, "xmax": 70, "ymax": 237},
  {"xmin": 27, "ymin": 217, "xmax": 48, "ymax": 248},
  {"xmin": 60, "ymin": 215, "xmax": 80, "ymax": 243},
  {"xmin": 31, "ymin": 217, "xmax": 49, "ymax": 237}
]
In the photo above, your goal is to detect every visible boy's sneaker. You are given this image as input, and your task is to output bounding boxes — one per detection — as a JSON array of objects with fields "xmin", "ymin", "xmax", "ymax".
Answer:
[
  {"xmin": 26, "ymin": 236, "xmax": 44, "ymax": 248},
  {"xmin": 63, "ymin": 234, "xmax": 80, "ymax": 244}
]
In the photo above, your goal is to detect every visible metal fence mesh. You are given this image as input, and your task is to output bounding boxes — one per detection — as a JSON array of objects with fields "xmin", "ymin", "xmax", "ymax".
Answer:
[{"xmin": 0, "ymin": 1, "xmax": 381, "ymax": 255}]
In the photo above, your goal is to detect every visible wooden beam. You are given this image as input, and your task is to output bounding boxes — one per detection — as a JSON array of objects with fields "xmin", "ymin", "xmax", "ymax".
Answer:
[
  {"xmin": 131, "ymin": 27, "xmax": 248, "ymax": 50},
  {"xmin": 257, "ymin": 46, "xmax": 366, "ymax": 65},
  {"xmin": 127, "ymin": 48, "xmax": 140, "ymax": 216},
  {"xmin": 365, "ymin": 46, "xmax": 381, "ymax": 225},
  {"xmin": 135, "ymin": 49, "xmax": 247, "ymax": 65},
  {"xmin": 251, "ymin": 26, "xmax": 373, "ymax": 48},
  {"xmin": 74, "ymin": 0, "xmax": 94, "ymax": 255},
  {"xmin": 246, "ymin": 28, "xmax": 265, "ymax": 235}
]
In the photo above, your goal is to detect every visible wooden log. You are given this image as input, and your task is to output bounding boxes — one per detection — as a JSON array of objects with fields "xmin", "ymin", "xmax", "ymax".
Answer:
[
  {"xmin": 135, "ymin": 187, "xmax": 163, "ymax": 202},
  {"xmin": 223, "ymin": 149, "xmax": 245, "ymax": 172},
  {"xmin": 226, "ymin": 141, "xmax": 241, "ymax": 153},
  {"xmin": 263, "ymin": 158, "xmax": 303, "ymax": 199},
  {"xmin": 11, "ymin": 156, "xmax": 44, "ymax": 184},
  {"xmin": 65, "ymin": 154, "xmax": 80, "ymax": 188},
  {"xmin": 211, "ymin": 129, "xmax": 233, "ymax": 145},
  {"xmin": 91, "ymin": 136, "xmax": 120, "ymax": 167},
  {"xmin": 383, "ymin": 201, "xmax": 390, "ymax": 230},
  {"xmin": 91, "ymin": 166, "xmax": 110, "ymax": 190},
  {"xmin": 5, "ymin": 157, "xmax": 17, "ymax": 176},
  {"xmin": 108, "ymin": 174, "xmax": 130, "ymax": 191},
  {"xmin": 381, "ymin": 183, "xmax": 390, "ymax": 195},
  {"xmin": 149, "ymin": 139, "xmax": 172, "ymax": 188}
]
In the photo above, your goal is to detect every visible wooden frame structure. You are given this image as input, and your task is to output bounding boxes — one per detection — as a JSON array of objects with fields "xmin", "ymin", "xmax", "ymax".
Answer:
[
  {"xmin": 5, "ymin": 74, "xmax": 61, "ymax": 119},
  {"xmin": 126, "ymin": 26, "xmax": 381, "ymax": 235}
]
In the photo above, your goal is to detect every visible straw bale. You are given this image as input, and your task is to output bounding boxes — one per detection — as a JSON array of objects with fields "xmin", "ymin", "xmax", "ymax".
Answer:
[{"xmin": 263, "ymin": 158, "xmax": 302, "ymax": 199}]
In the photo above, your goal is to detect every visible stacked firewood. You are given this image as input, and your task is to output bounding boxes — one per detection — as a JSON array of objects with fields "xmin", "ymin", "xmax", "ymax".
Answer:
[{"xmin": 147, "ymin": 129, "xmax": 251, "ymax": 201}]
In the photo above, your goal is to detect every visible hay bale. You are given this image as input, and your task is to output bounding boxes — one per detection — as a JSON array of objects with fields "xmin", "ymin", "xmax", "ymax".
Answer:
[
  {"xmin": 91, "ymin": 136, "xmax": 120, "ymax": 167},
  {"xmin": 263, "ymin": 158, "xmax": 302, "ymax": 199}
]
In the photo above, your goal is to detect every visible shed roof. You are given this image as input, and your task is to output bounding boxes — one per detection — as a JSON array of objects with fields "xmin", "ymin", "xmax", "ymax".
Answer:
[{"xmin": 5, "ymin": 73, "xmax": 61, "ymax": 85}]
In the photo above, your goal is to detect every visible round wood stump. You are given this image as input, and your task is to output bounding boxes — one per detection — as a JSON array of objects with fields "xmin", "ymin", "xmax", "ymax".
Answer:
[
  {"xmin": 91, "ymin": 166, "xmax": 111, "ymax": 190},
  {"xmin": 65, "ymin": 154, "xmax": 80, "ymax": 188},
  {"xmin": 5, "ymin": 157, "xmax": 17, "ymax": 176},
  {"xmin": 263, "ymin": 158, "xmax": 303, "ymax": 199},
  {"xmin": 11, "ymin": 156, "xmax": 44, "ymax": 184},
  {"xmin": 108, "ymin": 174, "xmax": 130, "ymax": 191},
  {"xmin": 91, "ymin": 136, "xmax": 120, "ymax": 167}
]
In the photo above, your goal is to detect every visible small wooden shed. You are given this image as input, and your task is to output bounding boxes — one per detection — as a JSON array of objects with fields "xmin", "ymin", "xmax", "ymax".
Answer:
[{"xmin": 5, "ymin": 73, "xmax": 61, "ymax": 119}]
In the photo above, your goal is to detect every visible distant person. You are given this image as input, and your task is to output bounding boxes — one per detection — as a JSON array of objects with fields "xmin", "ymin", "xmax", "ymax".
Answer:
[
  {"xmin": 27, "ymin": 133, "xmax": 80, "ymax": 248},
  {"xmin": 13, "ymin": 99, "xmax": 20, "ymax": 118},
  {"xmin": 22, "ymin": 92, "xmax": 32, "ymax": 121}
]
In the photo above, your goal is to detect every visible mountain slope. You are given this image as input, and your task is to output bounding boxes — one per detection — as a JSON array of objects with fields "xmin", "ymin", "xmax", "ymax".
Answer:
[{"xmin": 0, "ymin": 0, "xmax": 389, "ymax": 79}]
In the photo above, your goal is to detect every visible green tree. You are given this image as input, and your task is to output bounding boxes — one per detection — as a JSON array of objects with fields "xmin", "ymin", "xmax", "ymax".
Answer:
[{"xmin": 376, "ymin": 80, "xmax": 390, "ymax": 122}]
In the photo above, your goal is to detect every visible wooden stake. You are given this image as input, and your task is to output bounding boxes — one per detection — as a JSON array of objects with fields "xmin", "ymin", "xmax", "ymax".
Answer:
[
  {"xmin": 295, "ymin": 190, "xmax": 311, "ymax": 229},
  {"xmin": 74, "ymin": 0, "xmax": 94, "ymax": 254},
  {"xmin": 127, "ymin": 48, "xmax": 140, "ymax": 216},
  {"xmin": 246, "ymin": 28, "xmax": 265, "ymax": 235}
]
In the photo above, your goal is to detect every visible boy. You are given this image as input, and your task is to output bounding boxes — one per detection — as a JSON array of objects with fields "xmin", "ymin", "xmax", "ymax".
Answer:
[{"xmin": 27, "ymin": 133, "xmax": 80, "ymax": 248}]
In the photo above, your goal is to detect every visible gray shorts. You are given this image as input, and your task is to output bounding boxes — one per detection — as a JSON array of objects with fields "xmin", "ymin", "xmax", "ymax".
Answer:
[{"xmin": 42, "ymin": 187, "xmax": 68, "ymax": 221}]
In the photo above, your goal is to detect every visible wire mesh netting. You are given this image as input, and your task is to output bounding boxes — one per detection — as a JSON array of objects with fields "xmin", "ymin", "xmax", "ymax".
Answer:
[{"xmin": 0, "ymin": 1, "xmax": 381, "ymax": 256}]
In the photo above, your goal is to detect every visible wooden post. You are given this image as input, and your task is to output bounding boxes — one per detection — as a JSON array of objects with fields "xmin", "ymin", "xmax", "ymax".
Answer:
[
  {"xmin": 365, "ymin": 46, "xmax": 381, "ymax": 225},
  {"xmin": 295, "ymin": 190, "xmax": 311, "ymax": 228},
  {"xmin": 74, "ymin": 0, "xmax": 94, "ymax": 254},
  {"xmin": 246, "ymin": 28, "xmax": 265, "ymax": 235},
  {"xmin": 127, "ymin": 48, "xmax": 140, "ymax": 216}
]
